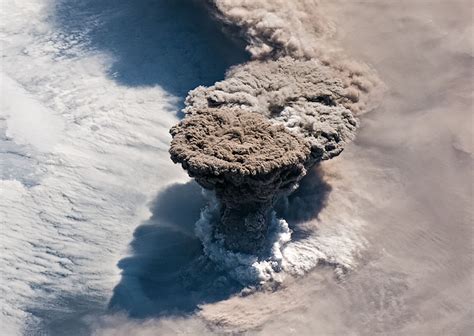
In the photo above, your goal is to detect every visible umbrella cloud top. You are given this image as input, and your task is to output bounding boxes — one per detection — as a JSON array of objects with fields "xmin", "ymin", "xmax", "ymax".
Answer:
[{"xmin": 170, "ymin": 108, "xmax": 311, "ymax": 178}]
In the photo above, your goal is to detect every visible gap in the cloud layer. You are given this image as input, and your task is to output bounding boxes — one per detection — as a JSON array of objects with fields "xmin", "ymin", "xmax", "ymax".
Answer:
[{"xmin": 53, "ymin": 0, "xmax": 249, "ymax": 98}]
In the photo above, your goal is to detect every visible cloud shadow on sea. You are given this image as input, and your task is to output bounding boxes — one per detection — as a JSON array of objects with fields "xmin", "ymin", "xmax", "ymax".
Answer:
[{"xmin": 53, "ymin": 0, "xmax": 248, "ymax": 107}]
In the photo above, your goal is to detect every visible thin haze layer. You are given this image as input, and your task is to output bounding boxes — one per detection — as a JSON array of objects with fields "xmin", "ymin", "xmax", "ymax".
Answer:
[{"xmin": 169, "ymin": 0, "xmax": 382, "ymax": 274}]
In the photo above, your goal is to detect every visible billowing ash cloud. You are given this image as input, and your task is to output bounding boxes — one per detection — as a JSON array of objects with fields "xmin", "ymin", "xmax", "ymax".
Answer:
[
  {"xmin": 202, "ymin": 0, "xmax": 382, "ymax": 114},
  {"xmin": 184, "ymin": 57, "xmax": 360, "ymax": 163},
  {"xmin": 170, "ymin": 108, "xmax": 310, "ymax": 253},
  {"xmin": 203, "ymin": 0, "xmax": 333, "ymax": 59},
  {"xmin": 169, "ymin": 0, "xmax": 380, "ymax": 280}
]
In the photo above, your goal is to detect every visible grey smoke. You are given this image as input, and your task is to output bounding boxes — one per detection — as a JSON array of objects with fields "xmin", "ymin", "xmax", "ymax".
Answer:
[
  {"xmin": 202, "ymin": 0, "xmax": 382, "ymax": 114},
  {"xmin": 169, "ymin": 0, "xmax": 379, "ymax": 256},
  {"xmin": 202, "ymin": 0, "xmax": 332, "ymax": 59}
]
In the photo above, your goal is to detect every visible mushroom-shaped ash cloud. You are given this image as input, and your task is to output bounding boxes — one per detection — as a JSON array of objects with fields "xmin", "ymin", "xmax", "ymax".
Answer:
[
  {"xmin": 166, "ymin": 1, "xmax": 381, "ymax": 284},
  {"xmin": 185, "ymin": 58, "xmax": 360, "ymax": 165},
  {"xmin": 170, "ymin": 108, "xmax": 311, "ymax": 253}
]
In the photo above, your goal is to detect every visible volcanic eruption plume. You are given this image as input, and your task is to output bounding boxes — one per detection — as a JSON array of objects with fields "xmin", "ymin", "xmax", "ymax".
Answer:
[
  {"xmin": 170, "ymin": 108, "xmax": 310, "ymax": 253},
  {"xmin": 169, "ymin": 0, "xmax": 380, "ymax": 284}
]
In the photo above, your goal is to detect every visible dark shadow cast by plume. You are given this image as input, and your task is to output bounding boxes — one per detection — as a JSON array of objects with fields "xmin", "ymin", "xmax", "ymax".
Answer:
[
  {"xmin": 108, "ymin": 181, "xmax": 242, "ymax": 318},
  {"xmin": 275, "ymin": 165, "xmax": 332, "ymax": 240},
  {"xmin": 23, "ymin": 170, "xmax": 331, "ymax": 334},
  {"xmin": 53, "ymin": 0, "xmax": 248, "ymax": 104},
  {"xmin": 109, "ymin": 167, "xmax": 331, "ymax": 319}
]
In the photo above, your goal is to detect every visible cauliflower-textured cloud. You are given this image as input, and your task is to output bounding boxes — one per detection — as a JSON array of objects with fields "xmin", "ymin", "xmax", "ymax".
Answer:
[
  {"xmin": 184, "ymin": 57, "xmax": 360, "ymax": 163},
  {"xmin": 169, "ymin": 0, "xmax": 379, "ymax": 260},
  {"xmin": 170, "ymin": 108, "xmax": 310, "ymax": 252}
]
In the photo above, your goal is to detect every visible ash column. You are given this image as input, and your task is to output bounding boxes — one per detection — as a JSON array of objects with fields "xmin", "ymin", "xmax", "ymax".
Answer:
[{"xmin": 169, "ymin": 108, "xmax": 311, "ymax": 253}]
